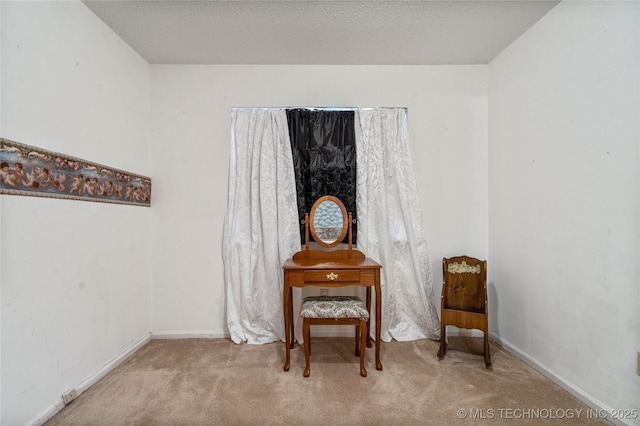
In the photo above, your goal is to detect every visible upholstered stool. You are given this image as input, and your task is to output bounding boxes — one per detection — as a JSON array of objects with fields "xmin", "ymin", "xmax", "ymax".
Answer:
[{"xmin": 300, "ymin": 295, "xmax": 369, "ymax": 377}]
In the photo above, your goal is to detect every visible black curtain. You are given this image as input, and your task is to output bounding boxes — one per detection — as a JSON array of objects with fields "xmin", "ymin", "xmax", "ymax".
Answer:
[{"xmin": 286, "ymin": 109, "xmax": 357, "ymax": 245}]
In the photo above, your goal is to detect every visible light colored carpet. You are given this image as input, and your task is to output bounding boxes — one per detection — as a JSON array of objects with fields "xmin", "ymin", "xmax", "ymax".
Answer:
[{"xmin": 46, "ymin": 337, "xmax": 609, "ymax": 425}]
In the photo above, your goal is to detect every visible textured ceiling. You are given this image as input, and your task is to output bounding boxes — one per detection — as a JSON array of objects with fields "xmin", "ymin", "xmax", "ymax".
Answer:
[{"xmin": 82, "ymin": 0, "xmax": 560, "ymax": 65}]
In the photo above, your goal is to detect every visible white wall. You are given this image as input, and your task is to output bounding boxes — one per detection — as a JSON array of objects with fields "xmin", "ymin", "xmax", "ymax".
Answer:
[
  {"xmin": 3, "ymin": 0, "xmax": 637, "ymax": 423},
  {"xmin": 150, "ymin": 65, "xmax": 488, "ymax": 334},
  {"xmin": 489, "ymin": 0, "xmax": 639, "ymax": 417},
  {"xmin": 1, "ymin": 2, "xmax": 152, "ymax": 424},
  {"xmin": 16, "ymin": 0, "xmax": 640, "ymax": 423}
]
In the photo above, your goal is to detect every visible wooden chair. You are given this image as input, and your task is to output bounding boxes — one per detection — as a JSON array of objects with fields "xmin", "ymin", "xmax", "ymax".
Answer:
[
  {"xmin": 300, "ymin": 295, "xmax": 369, "ymax": 377},
  {"xmin": 437, "ymin": 256, "xmax": 491, "ymax": 368}
]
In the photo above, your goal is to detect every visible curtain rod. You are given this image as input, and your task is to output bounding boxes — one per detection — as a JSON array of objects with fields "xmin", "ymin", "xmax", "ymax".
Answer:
[{"xmin": 231, "ymin": 107, "xmax": 407, "ymax": 111}]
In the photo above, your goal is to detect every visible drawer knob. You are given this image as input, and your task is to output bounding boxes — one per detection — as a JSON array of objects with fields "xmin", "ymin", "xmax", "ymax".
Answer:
[{"xmin": 326, "ymin": 272, "xmax": 339, "ymax": 281}]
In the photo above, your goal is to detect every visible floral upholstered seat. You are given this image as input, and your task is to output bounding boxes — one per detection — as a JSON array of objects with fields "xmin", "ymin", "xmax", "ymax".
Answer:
[
  {"xmin": 300, "ymin": 296, "xmax": 369, "ymax": 320},
  {"xmin": 300, "ymin": 295, "xmax": 370, "ymax": 377}
]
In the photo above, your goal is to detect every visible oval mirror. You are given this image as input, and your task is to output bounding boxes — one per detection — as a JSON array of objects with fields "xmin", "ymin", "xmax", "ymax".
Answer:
[{"xmin": 309, "ymin": 195, "xmax": 348, "ymax": 248}]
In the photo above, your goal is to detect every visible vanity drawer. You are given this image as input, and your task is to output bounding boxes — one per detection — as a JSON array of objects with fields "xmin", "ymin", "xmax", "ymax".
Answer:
[{"xmin": 304, "ymin": 269, "xmax": 360, "ymax": 283}]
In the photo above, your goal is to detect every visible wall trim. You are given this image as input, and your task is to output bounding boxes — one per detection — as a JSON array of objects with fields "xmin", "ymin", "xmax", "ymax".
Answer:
[
  {"xmin": 150, "ymin": 329, "xmax": 356, "ymax": 340},
  {"xmin": 151, "ymin": 330, "xmax": 229, "ymax": 340},
  {"xmin": 490, "ymin": 332, "xmax": 632, "ymax": 426},
  {"xmin": 31, "ymin": 333, "xmax": 151, "ymax": 426}
]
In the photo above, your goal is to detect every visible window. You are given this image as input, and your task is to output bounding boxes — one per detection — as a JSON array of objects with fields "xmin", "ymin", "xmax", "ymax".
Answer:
[{"xmin": 286, "ymin": 108, "xmax": 357, "ymax": 245}]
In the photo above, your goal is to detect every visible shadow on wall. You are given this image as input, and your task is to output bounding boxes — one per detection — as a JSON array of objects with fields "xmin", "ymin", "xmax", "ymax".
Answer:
[{"xmin": 488, "ymin": 281, "xmax": 499, "ymax": 339}]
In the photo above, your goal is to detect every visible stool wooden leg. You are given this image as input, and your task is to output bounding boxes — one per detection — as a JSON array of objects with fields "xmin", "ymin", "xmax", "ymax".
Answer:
[
  {"xmin": 437, "ymin": 325, "xmax": 446, "ymax": 359},
  {"xmin": 359, "ymin": 319, "xmax": 368, "ymax": 377},
  {"xmin": 484, "ymin": 331, "xmax": 491, "ymax": 368},
  {"xmin": 303, "ymin": 319, "xmax": 311, "ymax": 377},
  {"xmin": 354, "ymin": 325, "xmax": 360, "ymax": 356}
]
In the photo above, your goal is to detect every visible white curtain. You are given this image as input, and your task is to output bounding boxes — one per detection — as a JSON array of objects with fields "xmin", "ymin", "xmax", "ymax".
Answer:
[
  {"xmin": 223, "ymin": 109, "xmax": 301, "ymax": 344},
  {"xmin": 355, "ymin": 108, "xmax": 440, "ymax": 341},
  {"xmin": 224, "ymin": 107, "xmax": 439, "ymax": 344}
]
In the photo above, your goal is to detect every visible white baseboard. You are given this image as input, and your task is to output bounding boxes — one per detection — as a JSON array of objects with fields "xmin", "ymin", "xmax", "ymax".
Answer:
[
  {"xmin": 151, "ymin": 330, "xmax": 229, "ymax": 339},
  {"xmin": 78, "ymin": 333, "xmax": 151, "ymax": 394},
  {"xmin": 491, "ymin": 332, "xmax": 633, "ymax": 426},
  {"xmin": 151, "ymin": 328, "xmax": 361, "ymax": 340},
  {"xmin": 307, "ymin": 326, "xmax": 482, "ymax": 339},
  {"xmin": 30, "ymin": 397, "xmax": 65, "ymax": 426},
  {"xmin": 31, "ymin": 333, "xmax": 151, "ymax": 426}
]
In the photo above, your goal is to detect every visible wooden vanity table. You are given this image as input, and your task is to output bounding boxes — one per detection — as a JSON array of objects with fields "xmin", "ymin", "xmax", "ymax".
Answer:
[{"xmin": 282, "ymin": 195, "xmax": 383, "ymax": 372}]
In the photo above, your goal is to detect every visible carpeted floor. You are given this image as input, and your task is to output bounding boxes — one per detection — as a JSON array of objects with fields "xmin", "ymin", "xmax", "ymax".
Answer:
[{"xmin": 46, "ymin": 337, "xmax": 609, "ymax": 425}]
